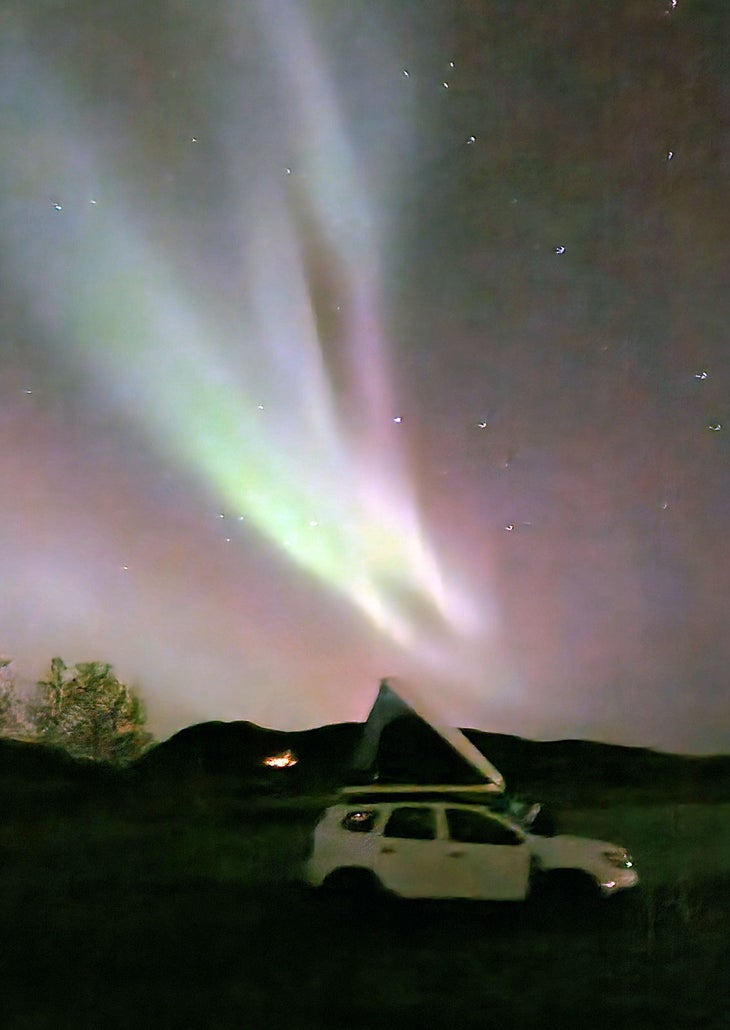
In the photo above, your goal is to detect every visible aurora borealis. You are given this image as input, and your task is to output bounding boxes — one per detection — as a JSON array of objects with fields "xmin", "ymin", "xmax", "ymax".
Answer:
[{"xmin": 1, "ymin": 1, "xmax": 727, "ymax": 752}]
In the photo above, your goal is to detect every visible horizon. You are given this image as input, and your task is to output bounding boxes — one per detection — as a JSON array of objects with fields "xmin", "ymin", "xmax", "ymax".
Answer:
[{"xmin": 4, "ymin": 663, "xmax": 727, "ymax": 760}]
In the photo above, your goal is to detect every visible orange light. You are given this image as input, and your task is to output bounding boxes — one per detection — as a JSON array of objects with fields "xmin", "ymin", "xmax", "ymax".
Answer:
[{"xmin": 263, "ymin": 749, "xmax": 298, "ymax": 768}]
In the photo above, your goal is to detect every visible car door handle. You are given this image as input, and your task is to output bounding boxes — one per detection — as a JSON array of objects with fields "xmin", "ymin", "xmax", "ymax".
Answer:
[
  {"xmin": 380, "ymin": 846, "xmax": 396, "ymax": 854},
  {"xmin": 447, "ymin": 851, "xmax": 464, "ymax": 858}
]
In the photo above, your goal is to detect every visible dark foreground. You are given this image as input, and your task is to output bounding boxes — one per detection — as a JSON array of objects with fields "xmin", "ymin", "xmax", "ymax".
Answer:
[{"xmin": 1, "ymin": 794, "xmax": 728, "ymax": 1030}]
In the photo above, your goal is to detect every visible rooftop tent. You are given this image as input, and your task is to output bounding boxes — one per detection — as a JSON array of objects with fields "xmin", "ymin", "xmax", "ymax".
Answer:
[{"xmin": 351, "ymin": 678, "xmax": 505, "ymax": 792}]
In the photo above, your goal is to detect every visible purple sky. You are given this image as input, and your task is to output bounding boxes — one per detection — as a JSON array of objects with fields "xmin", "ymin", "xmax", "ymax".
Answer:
[{"xmin": 0, "ymin": 0, "xmax": 727, "ymax": 753}]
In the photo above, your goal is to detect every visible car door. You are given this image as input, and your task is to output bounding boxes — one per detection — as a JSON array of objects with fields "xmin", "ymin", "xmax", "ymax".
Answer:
[
  {"xmin": 374, "ymin": 805, "xmax": 443, "ymax": 898},
  {"xmin": 443, "ymin": 807, "xmax": 531, "ymax": 900}
]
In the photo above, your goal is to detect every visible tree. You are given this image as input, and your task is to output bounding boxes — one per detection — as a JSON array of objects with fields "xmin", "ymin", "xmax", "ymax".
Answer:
[
  {"xmin": 0, "ymin": 657, "xmax": 25, "ymax": 738},
  {"xmin": 29, "ymin": 657, "xmax": 153, "ymax": 764}
]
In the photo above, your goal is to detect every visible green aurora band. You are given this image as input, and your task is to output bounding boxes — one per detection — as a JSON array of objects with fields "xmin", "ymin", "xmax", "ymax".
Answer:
[{"xmin": 3, "ymin": 3, "xmax": 497, "ymax": 682}]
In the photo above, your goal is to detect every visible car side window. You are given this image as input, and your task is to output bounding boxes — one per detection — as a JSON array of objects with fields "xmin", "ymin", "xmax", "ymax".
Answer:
[
  {"xmin": 383, "ymin": 806, "xmax": 436, "ymax": 840},
  {"xmin": 446, "ymin": 808, "xmax": 522, "ymax": 846},
  {"xmin": 341, "ymin": 810, "xmax": 375, "ymax": 833}
]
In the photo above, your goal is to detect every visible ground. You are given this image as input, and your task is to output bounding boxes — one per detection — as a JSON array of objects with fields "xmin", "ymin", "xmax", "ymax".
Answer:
[{"xmin": 1, "ymin": 790, "xmax": 728, "ymax": 1029}]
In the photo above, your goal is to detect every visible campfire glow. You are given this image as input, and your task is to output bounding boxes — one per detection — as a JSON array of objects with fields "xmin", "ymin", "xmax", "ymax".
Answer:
[{"xmin": 263, "ymin": 750, "xmax": 298, "ymax": 769}]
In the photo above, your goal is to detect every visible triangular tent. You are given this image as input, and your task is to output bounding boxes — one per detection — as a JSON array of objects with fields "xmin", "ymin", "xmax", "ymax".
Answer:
[{"xmin": 351, "ymin": 678, "xmax": 505, "ymax": 792}]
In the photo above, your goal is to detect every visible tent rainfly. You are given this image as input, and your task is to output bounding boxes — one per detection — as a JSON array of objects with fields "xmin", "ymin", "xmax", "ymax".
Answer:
[{"xmin": 352, "ymin": 678, "xmax": 505, "ymax": 793}]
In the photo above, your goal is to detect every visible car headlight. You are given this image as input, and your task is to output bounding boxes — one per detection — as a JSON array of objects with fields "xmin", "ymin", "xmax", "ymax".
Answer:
[{"xmin": 602, "ymin": 848, "xmax": 634, "ymax": 869}]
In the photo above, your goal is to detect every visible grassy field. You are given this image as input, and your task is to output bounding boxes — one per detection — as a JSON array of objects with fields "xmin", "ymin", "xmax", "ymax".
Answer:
[{"xmin": 1, "ymin": 789, "xmax": 728, "ymax": 1029}]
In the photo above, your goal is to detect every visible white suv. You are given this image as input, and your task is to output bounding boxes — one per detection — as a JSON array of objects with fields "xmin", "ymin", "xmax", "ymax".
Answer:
[{"xmin": 304, "ymin": 793, "xmax": 638, "ymax": 902}]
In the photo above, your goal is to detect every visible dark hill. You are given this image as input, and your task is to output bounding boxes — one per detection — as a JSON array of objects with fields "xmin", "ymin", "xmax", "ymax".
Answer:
[
  {"xmin": 0, "ymin": 737, "xmax": 119, "ymax": 780},
  {"xmin": 134, "ymin": 720, "xmax": 363, "ymax": 792},
  {"xmin": 3, "ymin": 719, "xmax": 727, "ymax": 806},
  {"xmin": 0, "ymin": 737, "xmax": 124, "ymax": 815},
  {"xmin": 132, "ymin": 716, "xmax": 730, "ymax": 804},
  {"xmin": 462, "ymin": 729, "xmax": 730, "ymax": 801}
]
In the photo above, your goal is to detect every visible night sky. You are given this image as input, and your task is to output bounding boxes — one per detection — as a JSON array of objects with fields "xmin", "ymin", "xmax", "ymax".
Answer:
[{"xmin": 1, "ymin": 0, "xmax": 727, "ymax": 753}]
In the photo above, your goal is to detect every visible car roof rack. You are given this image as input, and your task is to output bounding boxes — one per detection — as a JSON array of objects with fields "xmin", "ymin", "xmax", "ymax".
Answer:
[
  {"xmin": 340, "ymin": 782, "xmax": 503, "ymax": 795},
  {"xmin": 339, "ymin": 783, "xmax": 506, "ymax": 805}
]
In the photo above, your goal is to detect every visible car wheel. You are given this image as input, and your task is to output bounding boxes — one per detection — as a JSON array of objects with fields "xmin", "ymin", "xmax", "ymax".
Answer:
[
  {"xmin": 529, "ymin": 869, "xmax": 601, "ymax": 923},
  {"xmin": 603, "ymin": 885, "xmax": 646, "ymax": 930},
  {"xmin": 322, "ymin": 867, "xmax": 383, "ymax": 897}
]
